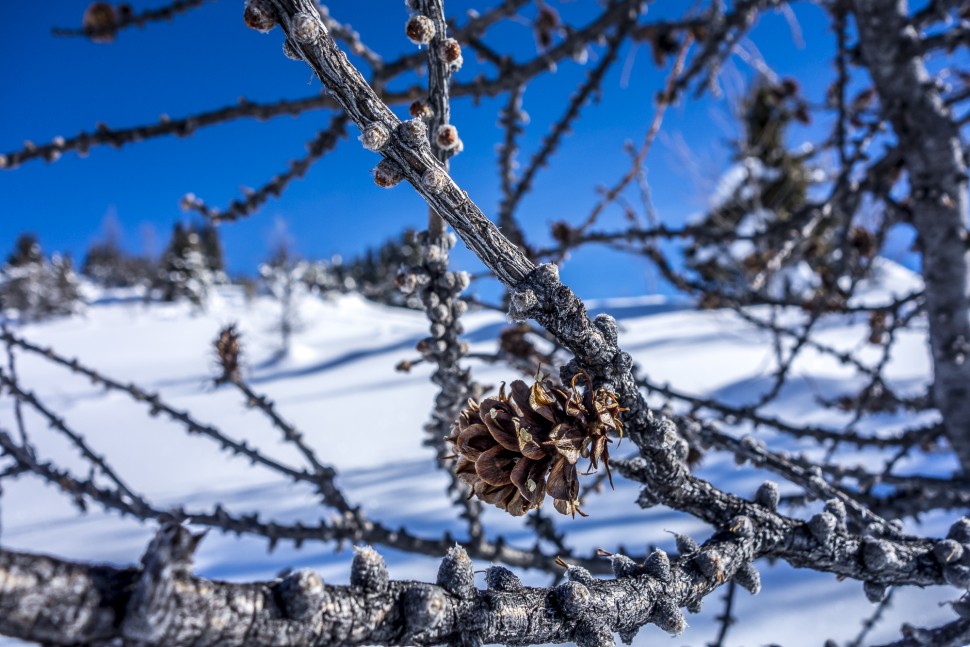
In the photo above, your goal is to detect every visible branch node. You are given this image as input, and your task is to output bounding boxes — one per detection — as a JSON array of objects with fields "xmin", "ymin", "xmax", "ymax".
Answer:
[
  {"xmin": 484, "ymin": 566, "xmax": 522, "ymax": 592},
  {"xmin": 291, "ymin": 12, "xmax": 323, "ymax": 44},
  {"xmin": 863, "ymin": 580, "xmax": 889, "ymax": 603},
  {"xmin": 862, "ymin": 537, "xmax": 898, "ymax": 571},
  {"xmin": 734, "ymin": 562, "xmax": 761, "ymax": 595},
  {"xmin": 949, "ymin": 518, "xmax": 970, "ymax": 543},
  {"xmin": 403, "ymin": 585, "xmax": 449, "ymax": 633},
  {"xmin": 649, "ymin": 598, "xmax": 687, "ymax": 635},
  {"xmin": 509, "ymin": 288, "xmax": 539, "ymax": 322},
  {"xmin": 643, "ymin": 548, "xmax": 671, "ymax": 582},
  {"xmin": 373, "ymin": 159, "xmax": 404, "ymax": 188},
  {"xmin": 350, "ymin": 545, "xmax": 389, "ymax": 592},
  {"xmin": 673, "ymin": 532, "xmax": 699, "ymax": 555},
  {"xmin": 361, "ymin": 123, "xmax": 391, "ymax": 151},
  {"xmin": 121, "ymin": 522, "xmax": 204, "ymax": 643},
  {"xmin": 693, "ymin": 550, "xmax": 725, "ymax": 583},
  {"xmin": 437, "ymin": 545, "xmax": 475, "ymax": 598},
  {"xmin": 593, "ymin": 314, "xmax": 619, "ymax": 346},
  {"xmin": 606, "ymin": 553, "xmax": 641, "ymax": 579},
  {"xmin": 728, "ymin": 515, "xmax": 754, "ymax": 538},
  {"xmin": 576, "ymin": 621, "xmax": 615, "ymax": 647},
  {"xmin": 618, "ymin": 625, "xmax": 640, "ymax": 645},
  {"xmin": 398, "ymin": 118, "xmax": 429, "ymax": 148},
  {"xmin": 441, "ymin": 38, "xmax": 464, "ymax": 71},
  {"xmin": 277, "ymin": 568, "xmax": 326, "ymax": 620},
  {"xmin": 823, "ymin": 499, "xmax": 847, "ymax": 527},
  {"xmin": 553, "ymin": 580, "xmax": 591, "ymax": 616},
  {"xmin": 406, "ymin": 15, "xmax": 436, "ymax": 45},
  {"xmin": 808, "ymin": 512, "xmax": 838, "ymax": 545},
  {"xmin": 282, "ymin": 37, "xmax": 302, "ymax": 60},
  {"xmin": 934, "ymin": 539, "xmax": 964, "ymax": 565},
  {"xmin": 563, "ymin": 563, "xmax": 596, "ymax": 587},
  {"xmin": 754, "ymin": 481, "xmax": 780, "ymax": 510},
  {"xmin": 243, "ymin": 0, "xmax": 277, "ymax": 32},
  {"xmin": 422, "ymin": 167, "xmax": 449, "ymax": 194},
  {"xmin": 435, "ymin": 124, "xmax": 462, "ymax": 152},
  {"xmin": 944, "ymin": 563, "xmax": 970, "ymax": 588}
]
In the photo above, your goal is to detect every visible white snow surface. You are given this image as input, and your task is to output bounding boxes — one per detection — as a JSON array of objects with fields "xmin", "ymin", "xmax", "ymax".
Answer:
[{"xmin": 0, "ymin": 264, "xmax": 959, "ymax": 646}]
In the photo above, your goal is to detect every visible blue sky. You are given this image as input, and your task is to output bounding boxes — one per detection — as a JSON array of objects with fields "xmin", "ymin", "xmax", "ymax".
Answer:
[{"xmin": 1, "ymin": 1, "xmax": 874, "ymax": 301}]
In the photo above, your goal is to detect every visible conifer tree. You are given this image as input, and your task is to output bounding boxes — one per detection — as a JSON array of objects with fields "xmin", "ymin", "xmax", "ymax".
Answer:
[
  {"xmin": 155, "ymin": 223, "xmax": 215, "ymax": 307},
  {"xmin": 82, "ymin": 231, "xmax": 156, "ymax": 288},
  {"xmin": 5, "ymin": 234, "xmax": 43, "ymax": 268},
  {"xmin": 0, "ymin": 236, "xmax": 83, "ymax": 321}
]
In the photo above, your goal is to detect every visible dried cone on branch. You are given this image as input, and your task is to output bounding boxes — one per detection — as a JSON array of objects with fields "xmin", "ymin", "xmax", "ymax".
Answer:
[
  {"xmin": 83, "ymin": 2, "xmax": 119, "ymax": 43},
  {"xmin": 447, "ymin": 374, "xmax": 624, "ymax": 517},
  {"xmin": 214, "ymin": 324, "xmax": 243, "ymax": 384}
]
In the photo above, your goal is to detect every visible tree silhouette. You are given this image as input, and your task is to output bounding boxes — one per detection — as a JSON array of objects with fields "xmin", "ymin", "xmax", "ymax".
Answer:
[
  {"xmin": 0, "ymin": 235, "xmax": 83, "ymax": 322},
  {"xmin": 155, "ymin": 222, "xmax": 226, "ymax": 306}
]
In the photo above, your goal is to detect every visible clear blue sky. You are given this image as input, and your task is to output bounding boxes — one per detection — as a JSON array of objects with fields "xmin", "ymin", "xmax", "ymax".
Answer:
[{"xmin": 1, "ymin": 1, "xmax": 885, "ymax": 301}]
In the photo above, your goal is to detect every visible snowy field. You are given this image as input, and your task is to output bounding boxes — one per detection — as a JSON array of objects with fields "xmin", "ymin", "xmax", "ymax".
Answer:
[{"xmin": 0, "ymin": 263, "xmax": 960, "ymax": 646}]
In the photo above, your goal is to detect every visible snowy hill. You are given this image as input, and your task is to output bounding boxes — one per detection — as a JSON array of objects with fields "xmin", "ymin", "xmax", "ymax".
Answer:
[{"xmin": 0, "ymin": 264, "xmax": 957, "ymax": 646}]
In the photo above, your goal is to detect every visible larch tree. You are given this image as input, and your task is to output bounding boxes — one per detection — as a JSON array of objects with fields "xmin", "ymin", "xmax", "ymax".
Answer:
[{"xmin": 0, "ymin": 0, "xmax": 969, "ymax": 645}]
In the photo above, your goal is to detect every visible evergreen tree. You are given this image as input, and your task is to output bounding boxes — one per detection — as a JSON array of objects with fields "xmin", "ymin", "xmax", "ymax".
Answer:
[
  {"xmin": 0, "ymin": 236, "xmax": 84, "ymax": 322},
  {"xmin": 155, "ymin": 223, "xmax": 215, "ymax": 307},
  {"xmin": 6, "ymin": 233, "xmax": 43, "ymax": 268},
  {"xmin": 198, "ymin": 222, "xmax": 225, "ymax": 274},
  {"xmin": 344, "ymin": 229, "xmax": 422, "ymax": 308},
  {"xmin": 49, "ymin": 254, "xmax": 85, "ymax": 313},
  {"xmin": 301, "ymin": 256, "xmax": 346, "ymax": 294},
  {"xmin": 296, "ymin": 231, "xmax": 422, "ymax": 307},
  {"xmin": 82, "ymin": 233, "xmax": 156, "ymax": 288}
]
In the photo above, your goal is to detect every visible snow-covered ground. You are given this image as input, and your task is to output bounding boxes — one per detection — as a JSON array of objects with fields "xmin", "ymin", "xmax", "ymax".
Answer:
[{"xmin": 0, "ymin": 266, "xmax": 959, "ymax": 646}]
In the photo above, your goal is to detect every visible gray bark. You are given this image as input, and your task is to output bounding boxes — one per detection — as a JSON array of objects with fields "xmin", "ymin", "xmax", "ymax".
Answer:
[
  {"xmin": 851, "ymin": 0, "xmax": 970, "ymax": 471},
  {"xmin": 2, "ymin": 3, "xmax": 968, "ymax": 645},
  {"xmin": 0, "ymin": 514, "xmax": 964, "ymax": 646},
  {"xmin": 0, "ymin": 522, "xmax": 741, "ymax": 646},
  {"xmin": 274, "ymin": 0, "xmax": 535, "ymax": 287}
]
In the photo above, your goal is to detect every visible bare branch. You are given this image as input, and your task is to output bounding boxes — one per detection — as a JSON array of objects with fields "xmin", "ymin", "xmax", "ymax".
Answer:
[
  {"xmin": 183, "ymin": 114, "xmax": 349, "ymax": 223},
  {"xmin": 52, "ymin": 0, "xmax": 211, "ymax": 42},
  {"xmin": 0, "ymin": 522, "xmax": 752, "ymax": 646}
]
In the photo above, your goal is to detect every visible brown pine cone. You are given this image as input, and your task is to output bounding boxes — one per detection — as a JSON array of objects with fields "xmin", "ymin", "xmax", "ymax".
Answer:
[{"xmin": 446, "ymin": 373, "xmax": 623, "ymax": 517}]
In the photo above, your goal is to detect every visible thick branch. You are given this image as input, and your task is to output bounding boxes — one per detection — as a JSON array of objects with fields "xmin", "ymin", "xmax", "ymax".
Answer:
[
  {"xmin": 852, "ymin": 0, "xmax": 970, "ymax": 471},
  {"xmin": 268, "ymin": 0, "xmax": 534, "ymax": 286},
  {"xmin": 0, "ymin": 523, "xmax": 750, "ymax": 646}
]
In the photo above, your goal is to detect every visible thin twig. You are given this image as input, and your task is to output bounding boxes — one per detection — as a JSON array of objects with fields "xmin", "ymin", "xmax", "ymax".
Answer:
[{"xmin": 184, "ymin": 114, "xmax": 348, "ymax": 223}]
